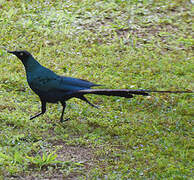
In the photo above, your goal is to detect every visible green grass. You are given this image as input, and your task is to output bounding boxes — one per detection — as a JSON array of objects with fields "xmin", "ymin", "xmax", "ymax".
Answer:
[{"xmin": 0, "ymin": 0, "xmax": 193, "ymax": 179}]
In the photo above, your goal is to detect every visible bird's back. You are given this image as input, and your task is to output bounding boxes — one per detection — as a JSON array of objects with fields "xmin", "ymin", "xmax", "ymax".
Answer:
[{"xmin": 25, "ymin": 63, "xmax": 99, "ymax": 102}]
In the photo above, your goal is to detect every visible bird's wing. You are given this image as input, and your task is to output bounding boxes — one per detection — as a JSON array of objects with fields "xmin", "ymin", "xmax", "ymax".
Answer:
[
  {"xmin": 28, "ymin": 68, "xmax": 99, "ymax": 92},
  {"xmin": 59, "ymin": 76, "xmax": 100, "ymax": 89}
]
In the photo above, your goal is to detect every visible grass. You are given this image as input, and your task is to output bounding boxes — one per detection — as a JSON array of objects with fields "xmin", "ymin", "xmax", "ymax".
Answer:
[{"xmin": 0, "ymin": 0, "xmax": 193, "ymax": 179}]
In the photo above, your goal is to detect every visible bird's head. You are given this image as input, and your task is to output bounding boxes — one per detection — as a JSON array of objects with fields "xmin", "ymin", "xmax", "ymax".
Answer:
[{"xmin": 8, "ymin": 50, "xmax": 32, "ymax": 62}]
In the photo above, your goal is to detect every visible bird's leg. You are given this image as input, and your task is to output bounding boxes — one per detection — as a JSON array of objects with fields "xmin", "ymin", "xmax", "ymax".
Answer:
[
  {"xmin": 78, "ymin": 95, "xmax": 98, "ymax": 108},
  {"xmin": 60, "ymin": 101, "xmax": 69, "ymax": 123},
  {"xmin": 30, "ymin": 100, "xmax": 46, "ymax": 120}
]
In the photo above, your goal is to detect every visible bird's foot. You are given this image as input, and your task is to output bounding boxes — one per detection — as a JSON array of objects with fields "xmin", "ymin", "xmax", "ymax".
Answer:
[
  {"xmin": 60, "ymin": 118, "xmax": 70, "ymax": 123},
  {"xmin": 30, "ymin": 112, "xmax": 44, "ymax": 120}
]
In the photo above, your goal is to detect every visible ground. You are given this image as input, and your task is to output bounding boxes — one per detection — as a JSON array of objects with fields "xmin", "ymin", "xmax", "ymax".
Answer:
[{"xmin": 0, "ymin": 0, "xmax": 193, "ymax": 179}]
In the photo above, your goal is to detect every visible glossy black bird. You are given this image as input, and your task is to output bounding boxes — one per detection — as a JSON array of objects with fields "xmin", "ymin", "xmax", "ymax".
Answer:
[{"xmin": 8, "ymin": 50, "xmax": 193, "ymax": 122}]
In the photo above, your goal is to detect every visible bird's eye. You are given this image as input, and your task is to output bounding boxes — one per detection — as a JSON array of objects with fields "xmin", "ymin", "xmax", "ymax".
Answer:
[{"xmin": 20, "ymin": 52, "xmax": 23, "ymax": 56}]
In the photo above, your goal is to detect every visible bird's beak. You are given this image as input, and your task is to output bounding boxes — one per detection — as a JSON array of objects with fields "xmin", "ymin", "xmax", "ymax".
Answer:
[{"xmin": 7, "ymin": 51, "xmax": 15, "ymax": 54}]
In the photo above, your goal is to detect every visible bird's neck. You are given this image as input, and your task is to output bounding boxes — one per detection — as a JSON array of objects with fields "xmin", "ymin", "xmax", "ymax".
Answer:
[{"xmin": 23, "ymin": 56, "xmax": 42, "ymax": 73}]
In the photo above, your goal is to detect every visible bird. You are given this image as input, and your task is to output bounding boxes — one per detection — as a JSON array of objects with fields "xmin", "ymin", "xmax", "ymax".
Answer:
[{"xmin": 8, "ymin": 50, "xmax": 193, "ymax": 122}]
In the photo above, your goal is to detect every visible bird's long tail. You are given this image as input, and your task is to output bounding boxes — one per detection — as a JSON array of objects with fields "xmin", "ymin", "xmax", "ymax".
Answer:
[
  {"xmin": 77, "ymin": 89, "xmax": 149, "ymax": 98},
  {"xmin": 77, "ymin": 89, "xmax": 193, "ymax": 97},
  {"xmin": 74, "ymin": 89, "xmax": 193, "ymax": 107}
]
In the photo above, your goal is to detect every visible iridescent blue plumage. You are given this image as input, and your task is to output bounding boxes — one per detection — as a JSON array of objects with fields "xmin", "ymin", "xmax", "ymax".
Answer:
[
  {"xmin": 23, "ymin": 55, "xmax": 99, "ymax": 91},
  {"xmin": 8, "ymin": 50, "xmax": 191, "ymax": 122},
  {"xmin": 9, "ymin": 50, "xmax": 174, "ymax": 122}
]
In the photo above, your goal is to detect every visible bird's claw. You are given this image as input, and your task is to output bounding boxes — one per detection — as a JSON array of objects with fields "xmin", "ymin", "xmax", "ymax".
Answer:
[{"xmin": 60, "ymin": 118, "xmax": 70, "ymax": 123}]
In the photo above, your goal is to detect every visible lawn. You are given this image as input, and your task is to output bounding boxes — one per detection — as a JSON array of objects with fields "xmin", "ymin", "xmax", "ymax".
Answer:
[{"xmin": 0, "ymin": 0, "xmax": 193, "ymax": 179}]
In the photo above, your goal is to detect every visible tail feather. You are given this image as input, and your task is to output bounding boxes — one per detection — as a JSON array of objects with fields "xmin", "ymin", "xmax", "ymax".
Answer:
[
  {"xmin": 73, "ymin": 89, "xmax": 193, "ymax": 108},
  {"xmin": 146, "ymin": 90, "xmax": 194, "ymax": 93},
  {"xmin": 75, "ymin": 89, "xmax": 150, "ymax": 98},
  {"xmin": 75, "ymin": 89, "xmax": 193, "ymax": 98}
]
